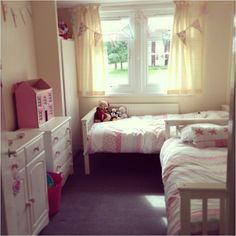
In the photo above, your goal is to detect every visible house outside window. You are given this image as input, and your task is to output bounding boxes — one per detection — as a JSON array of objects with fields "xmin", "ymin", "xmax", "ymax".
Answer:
[
  {"xmin": 146, "ymin": 15, "xmax": 174, "ymax": 93},
  {"xmin": 100, "ymin": 4, "xmax": 174, "ymax": 95}
]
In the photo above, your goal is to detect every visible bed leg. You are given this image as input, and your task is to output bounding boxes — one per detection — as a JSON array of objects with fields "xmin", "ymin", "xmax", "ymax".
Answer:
[{"xmin": 84, "ymin": 154, "xmax": 90, "ymax": 175}]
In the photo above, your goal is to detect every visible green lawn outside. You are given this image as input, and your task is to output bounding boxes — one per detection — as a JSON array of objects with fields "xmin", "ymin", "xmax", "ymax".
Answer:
[{"xmin": 107, "ymin": 66, "xmax": 168, "ymax": 84}]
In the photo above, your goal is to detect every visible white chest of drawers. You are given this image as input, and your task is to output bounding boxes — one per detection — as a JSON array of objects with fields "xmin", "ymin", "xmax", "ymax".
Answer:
[
  {"xmin": 2, "ymin": 130, "xmax": 49, "ymax": 235},
  {"xmin": 38, "ymin": 116, "xmax": 74, "ymax": 185}
]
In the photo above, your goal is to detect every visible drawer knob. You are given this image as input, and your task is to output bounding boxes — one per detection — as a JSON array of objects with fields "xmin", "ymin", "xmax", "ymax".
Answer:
[
  {"xmin": 66, "ymin": 127, "xmax": 71, "ymax": 135},
  {"xmin": 34, "ymin": 147, "xmax": 40, "ymax": 152},
  {"xmin": 11, "ymin": 163, "xmax": 18, "ymax": 170},
  {"xmin": 25, "ymin": 201, "xmax": 32, "ymax": 207},
  {"xmin": 54, "ymin": 137, "xmax": 59, "ymax": 142},
  {"xmin": 8, "ymin": 150, "xmax": 17, "ymax": 158},
  {"xmin": 29, "ymin": 198, "xmax": 35, "ymax": 203},
  {"xmin": 56, "ymin": 165, "xmax": 61, "ymax": 171},
  {"xmin": 56, "ymin": 151, "xmax": 60, "ymax": 155}
]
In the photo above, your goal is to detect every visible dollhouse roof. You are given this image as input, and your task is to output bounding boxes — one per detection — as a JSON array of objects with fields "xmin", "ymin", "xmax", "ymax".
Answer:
[{"xmin": 14, "ymin": 78, "xmax": 52, "ymax": 93}]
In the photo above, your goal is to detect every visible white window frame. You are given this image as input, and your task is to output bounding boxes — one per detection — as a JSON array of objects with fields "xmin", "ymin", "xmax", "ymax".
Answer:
[{"xmin": 100, "ymin": 4, "xmax": 174, "ymax": 96}]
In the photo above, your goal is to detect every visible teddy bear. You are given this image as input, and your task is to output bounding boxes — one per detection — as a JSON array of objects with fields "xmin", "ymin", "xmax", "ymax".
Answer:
[
  {"xmin": 110, "ymin": 107, "xmax": 120, "ymax": 121},
  {"xmin": 118, "ymin": 106, "xmax": 128, "ymax": 119},
  {"xmin": 94, "ymin": 100, "xmax": 111, "ymax": 122}
]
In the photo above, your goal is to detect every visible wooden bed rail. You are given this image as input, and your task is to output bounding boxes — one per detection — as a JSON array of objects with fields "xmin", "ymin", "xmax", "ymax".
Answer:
[
  {"xmin": 177, "ymin": 183, "xmax": 226, "ymax": 235},
  {"xmin": 165, "ymin": 118, "xmax": 229, "ymax": 139},
  {"xmin": 81, "ymin": 107, "xmax": 96, "ymax": 175}
]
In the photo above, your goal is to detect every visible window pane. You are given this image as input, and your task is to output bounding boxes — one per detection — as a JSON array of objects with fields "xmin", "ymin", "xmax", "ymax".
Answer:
[
  {"xmin": 147, "ymin": 15, "xmax": 173, "ymax": 88},
  {"xmin": 104, "ymin": 41, "xmax": 129, "ymax": 86},
  {"xmin": 101, "ymin": 19, "xmax": 130, "ymax": 88}
]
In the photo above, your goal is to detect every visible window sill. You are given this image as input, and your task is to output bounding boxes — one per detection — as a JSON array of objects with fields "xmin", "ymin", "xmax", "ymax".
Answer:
[
  {"xmin": 79, "ymin": 93, "xmax": 198, "ymax": 98},
  {"xmin": 104, "ymin": 93, "xmax": 196, "ymax": 97}
]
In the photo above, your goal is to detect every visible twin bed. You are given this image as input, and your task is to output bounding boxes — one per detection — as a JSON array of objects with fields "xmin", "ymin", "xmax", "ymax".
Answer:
[
  {"xmin": 81, "ymin": 103, "xmax": 229, "ymax": 235},
  {"xmin": 161, "ymin": 118, "xmax": 228, "ymax": 235}
]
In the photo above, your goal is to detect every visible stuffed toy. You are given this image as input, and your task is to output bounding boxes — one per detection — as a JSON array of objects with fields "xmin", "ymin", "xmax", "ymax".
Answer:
[
  {"xmin": 94, "ymin": 100, "xmax": 111, "ymax": 122},
  {"xmin": 58, "ymin": 21, "xmax": 70, "ymax": 39},
  {"xmin": 118, "ymin": 106, "xmax": 128, "ymax": 119},
  {"xmin": 108, "ymin": 106, "xmax": 128, "ymax": 121},
  {"xmin": 110, "ymin": 108, "xmax": 120, "ymax": 121}
]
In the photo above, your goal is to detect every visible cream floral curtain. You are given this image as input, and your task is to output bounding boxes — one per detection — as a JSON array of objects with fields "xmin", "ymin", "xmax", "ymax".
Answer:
[
  {"xmin": 73, "ymin": 5, "xmax": 106, "ymax": 96},
  {"xmin": 167, "ymin": 1, "xmax": 207, "ymax": 94}
]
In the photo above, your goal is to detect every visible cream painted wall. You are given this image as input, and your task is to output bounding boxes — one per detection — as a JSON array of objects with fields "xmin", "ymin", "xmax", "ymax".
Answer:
[
  {"xmin": 79, "ymin": 1, "xmax": 234, "ymax": 120},
  {"xmin": 2, "ymin": 1, "xmax": 38, "ymax": 130}
]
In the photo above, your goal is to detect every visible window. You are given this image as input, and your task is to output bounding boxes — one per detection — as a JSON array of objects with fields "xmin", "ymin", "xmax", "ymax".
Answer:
[
  {"xmin": 101, "ymin": 18, "xmax": 131, "ymax": 88},
  {"xmin": 101, "ymin": 16, "xmax": 134, "ymax": 94},
  {"xmin": 146, "ymin": 15, "xmax": 173, "ymax": 93},
  {"xmin": 100, "ymin": 6, "xmax": 174, "ymax": 95}
]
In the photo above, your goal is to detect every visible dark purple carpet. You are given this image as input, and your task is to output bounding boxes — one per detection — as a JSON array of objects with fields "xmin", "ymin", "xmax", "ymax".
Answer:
[{"xmin": 40, "ymin": 153, "xmax": 167, "ymax": 235}]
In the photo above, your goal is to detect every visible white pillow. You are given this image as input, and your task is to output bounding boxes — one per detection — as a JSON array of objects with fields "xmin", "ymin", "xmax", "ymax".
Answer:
[
  {"xmin": 179, "ymin": 123, "xmax": 220, "ymax": 143},
  {"xmin": 192, "ymin": 125, "xmax": 229, "ymax": 148},
  {"xmin": 206, "ymin": 110, "xmax": 229, "ymax": 119}
]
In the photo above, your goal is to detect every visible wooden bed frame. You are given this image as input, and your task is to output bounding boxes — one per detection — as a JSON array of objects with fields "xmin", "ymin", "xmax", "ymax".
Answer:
[
  {"xmin": 81, "ymin": 103, "xmax": 179, "ymax": 175},
  {"xmin": 164, "ymin": 118, "xmax": 229, "ymax": 235}
]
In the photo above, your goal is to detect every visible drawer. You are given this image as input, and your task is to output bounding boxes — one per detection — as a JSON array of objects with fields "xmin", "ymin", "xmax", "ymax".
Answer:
[
  {"xmin": 8, "ymin": 149, "xmax": 25, "ymax": 170},
  {"xmin": 52, "ymin": 137, "xmax": 72, "ymax": 160},
  {"xmin": 51, "ymin": 121, "xmax": 71, "ymax": 145},
  {"xmin": 53, "ymin": 146, "xmax": 72, "ymax": 172},
  {"xmin": 25, "ymin": 136, "xmax": 44, "ymax": 163},
  {"xmin": 58, "ymin": 157, "xmax": 73, "ymax": 186}
]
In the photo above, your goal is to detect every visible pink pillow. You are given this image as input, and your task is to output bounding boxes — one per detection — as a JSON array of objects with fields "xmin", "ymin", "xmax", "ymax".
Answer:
[{"xmin": 192, "ymin": 125, "xmax": 229, "ymax": 148}]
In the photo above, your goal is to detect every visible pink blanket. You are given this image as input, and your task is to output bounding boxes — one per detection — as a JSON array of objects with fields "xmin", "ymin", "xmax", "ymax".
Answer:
[{"xmin": 87, "ymin": 115, "xmax": 167, "ymax": 154}]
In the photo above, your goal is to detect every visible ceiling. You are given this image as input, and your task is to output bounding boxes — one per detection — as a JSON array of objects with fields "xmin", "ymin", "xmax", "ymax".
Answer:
[{"xmin": 57, "ymin": 0, "xmax": 172, "ymax": 8}]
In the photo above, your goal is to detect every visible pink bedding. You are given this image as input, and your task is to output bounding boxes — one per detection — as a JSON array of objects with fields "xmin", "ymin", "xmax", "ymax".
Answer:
[
  {"xmin": 87, "ymin": 114, "xmax": 168, "ymax": 154},
  {"xmin": 160, "ymin": 138, "xmax": 227, "ymax": 235},
  {"xmin": 85, "ymin": 110, "xmax": 228, "ymax": 155}
]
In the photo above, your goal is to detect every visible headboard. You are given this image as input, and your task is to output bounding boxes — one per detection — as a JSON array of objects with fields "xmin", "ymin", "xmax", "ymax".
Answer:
[
  {"xmin": 112, "ymin": 103, "xmax": 179, "ymax": 116},
  {"xmin": 164, "ymin": 118, "xmax": 229, "ymax": 139}
]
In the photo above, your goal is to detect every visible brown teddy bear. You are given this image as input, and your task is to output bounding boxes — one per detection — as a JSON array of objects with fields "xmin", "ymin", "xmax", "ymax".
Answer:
[{"xmin": 94, "ymin": 100, "xmax": 111, "ymax": 122}]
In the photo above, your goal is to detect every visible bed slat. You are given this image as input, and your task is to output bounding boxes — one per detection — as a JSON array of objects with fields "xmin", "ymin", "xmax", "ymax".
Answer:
[
  {"xmin": 177, "ymin": 182, "xmax": 226, "ymax": 235},
  {"xmin": 202, "ymin": 198, "xmax": 208, "ymax": 234}
]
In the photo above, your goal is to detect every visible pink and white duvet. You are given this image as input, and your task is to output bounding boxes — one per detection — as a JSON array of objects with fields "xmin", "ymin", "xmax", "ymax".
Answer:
[
  {"xmin": 160, "ymin": 138, "xmax": 227, "ymax": 235},
  {"xmin": 86, "ymin": 110, "xmax": 228, "ymax": 155},
  {"xmin": 86, "ymin": 115, "xmax": 168, "ymax": 154}
]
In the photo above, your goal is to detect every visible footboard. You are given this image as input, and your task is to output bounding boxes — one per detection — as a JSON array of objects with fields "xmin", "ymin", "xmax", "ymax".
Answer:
[
  {"xmin": 177, "ymin": 182, "xmax": 226, "ymax": 235},
  {"xmin": 165, "ymin": 118, "xmax": 229, "ymax": 139}
]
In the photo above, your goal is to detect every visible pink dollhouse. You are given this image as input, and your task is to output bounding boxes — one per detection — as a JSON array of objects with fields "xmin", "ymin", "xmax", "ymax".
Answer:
[{"xmin": 14, "ymin": 78, "xmax": 54, "ymax": 128}]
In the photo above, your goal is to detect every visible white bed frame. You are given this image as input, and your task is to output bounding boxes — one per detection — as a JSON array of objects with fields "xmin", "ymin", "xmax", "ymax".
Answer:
[
  {"xmin": 81, "ymin": 103, "xmax": 179, "ymax": 175},
  {"xmin": 164, "ymin": 118, "xmax": 229, "ymax": 235}
]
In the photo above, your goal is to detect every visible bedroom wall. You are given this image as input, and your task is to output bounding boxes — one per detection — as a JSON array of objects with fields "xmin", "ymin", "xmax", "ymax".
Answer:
[
  {"xmin": 78, "ymin": 1, "xmax": 234, "ymax": 118},
  {"xmin": 1, "ymin": 1, "xmax": 38, "ymax": 131}
]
